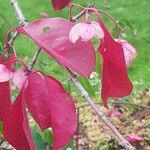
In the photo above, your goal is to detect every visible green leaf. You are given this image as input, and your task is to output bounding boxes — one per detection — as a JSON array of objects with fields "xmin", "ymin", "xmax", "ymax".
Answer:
[
  {"xmin": 0, "ymin": 12, "xmax": 10, "ymax": 49},
  {"xmin": 64, "ymin": 80, "xmax": 71, "ymax": 93},
  {"xmin": 33, "ymin": 124, "xmax": 53, "ymax": 146},
  {"xmin": 0, "ymin": 21, "xmax": 10, "ymax": 45},
  {"xmin": 32, "ymin": 129, "xmax": 47, "ymax": 150},
  {"xmin": 64, "ymin": 140, "xmax": 74, "ymax": 150},
  {"xmin": 111, "ymin": 26, "xmax": 121, "ymax": 38},
  {"xmin": 79, "ymin": 76, "xmax": 95, "ymax": 97},
  {"xmin": 0, "ymin": 12, "xmax": 7, "ymax": 22},
  {"xmin": 0, "ymin": 121, "xmax": 3, "ymax": 134},
  {"xmin": 95, "ymin": 53, "xmax": 102, "ymax": 75},
  {"xmin": 33, "ymin": 124, "xmax": 42, "ymax": 135},
  {"xmin": 43, "ymin": 130, "xmax": 53, "ymax": 145}
]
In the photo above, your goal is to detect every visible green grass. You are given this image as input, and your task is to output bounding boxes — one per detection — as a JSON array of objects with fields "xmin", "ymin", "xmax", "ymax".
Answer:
[{"xmin": 0, "ymin": 0, "xmax": 150, "ymax": 89}]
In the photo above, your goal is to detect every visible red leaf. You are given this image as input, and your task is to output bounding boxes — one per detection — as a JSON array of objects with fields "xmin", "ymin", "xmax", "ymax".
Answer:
[
  {"xmin": 3, "ymin": 91, "xmax": 35, "ymax": 150},
  {"xmin": 0, "ymin": 54, "xmax": 17, "ymax": 68},
  {"xmin": 3, "ymin": 54, "xmax": 18, "ymax": 69},
  {"xmin": 125, "ymin": 134, "xmax": 143, "ymax": 144},
  {"xmin": 0, "ymin": 82, "xmax": 11, "ymax": 121},
  {"xmin": 98, "ymin": 17, "xmax": 133, "ymax": 107},
  {"xmin": 0, "ymin": 57, "xmax": 2, "ymax": 63},
  {"xmin": 24, "ymin": 72, "xmax": 52, "ymax": 130},
  {"xmin": 51, "ymin": 0, "xmax": 71, "ymax": 10},
  {"xmin": 0, "ymin": 64, "xmax": 13, "ymax": 82},
  {"xmin": 24, "ymin": 71, "xmax": 77, "ymax": 149},
  {"xmin": 16, "ymin": 18, "xmax": 95, "ymax": 77}
]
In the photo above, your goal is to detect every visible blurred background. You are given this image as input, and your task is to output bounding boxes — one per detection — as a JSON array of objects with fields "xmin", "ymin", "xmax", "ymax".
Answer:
[{"xmin": 0, "ymin": 0, "xmax": 150, "ymax": 149}]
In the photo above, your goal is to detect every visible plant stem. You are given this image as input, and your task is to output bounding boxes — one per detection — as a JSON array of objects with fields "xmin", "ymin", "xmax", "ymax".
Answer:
[
  {"xmin": 3, "ymin": 32, "xmax": 19, "ymax": 51},
  {"xmin": 71, "ymin": 3, "xmax": 124, "ymax": 35},
  {"xmin": 66, "ymin": 69, "xmax": 135, "ymax": 150},
  {"xmin": 9, "ymin": 0, "xmax": 134, "ymax": 149},
  {"xmin": 10, "ymin": 0, "xmax": 27, "ymax": 26},
  {"xmin": 77, "ymin": 99, "xmax": 150, "ymax": 109},
  {"xmin": 28, "ymin": 47, "xmax": 41, "ymax": 71},
  {"xmin": 10, "ymin": 0, "xmax": 41, "ymax": 70}
]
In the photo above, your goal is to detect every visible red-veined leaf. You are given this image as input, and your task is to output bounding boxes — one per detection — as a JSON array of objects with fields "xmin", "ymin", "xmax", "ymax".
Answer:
[
  {"xmin": 0, "ymin": 82, "xmax": 11, "ymax": 121},
  {"xmin": 16, "ymin": 18, "xmax": 95, "ymax": 78},
  {"xmin": 3, "ymin": 91, "xmax": 35, "ymax": 150},
  {"xmin": 24, "ymin": 71, "xmax": 77, "ymax": 149},
  {"xmin": 97, "ymin": 16, "xmax": 133, "ymax": 107},
  {"xmin": 51, "ymin": 0, "xmax": 71, "ymax": 10}
]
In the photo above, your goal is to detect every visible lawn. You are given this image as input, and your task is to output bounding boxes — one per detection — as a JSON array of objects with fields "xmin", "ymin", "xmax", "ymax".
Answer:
[{"xmin": 0, "ymin": 0, "xmax": 150, "ymax": 89}]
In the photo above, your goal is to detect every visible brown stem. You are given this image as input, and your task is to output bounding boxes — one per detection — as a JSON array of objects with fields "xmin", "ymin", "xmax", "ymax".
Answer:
[
  {"xmin": 28, "ymin": 47, "xmax": 41, "ymax": 71},
  {"xmin": 77, "ymin": 101, "xmax": 150, "ymax": 109},
  {"xmin": 97, "ymin": 9, "xmax": 124, "ymax": 32},
  {"xmin": 3, "ymin": 32, "xmax": 19, "ymax": 50},
  {"xmin": 76, "ymin": 108, "xmax": 80, "ymax": 150},
  {"xmin": 66, "ymin": 68, "xmax": 135, "ymax": 150},
  {"xmin": 70, "ymin": 4, "xmax": 93, "ymax": 22},
  {"xmin": 70, "ymin": 3, "xmax": 124, "ymax": 35}
]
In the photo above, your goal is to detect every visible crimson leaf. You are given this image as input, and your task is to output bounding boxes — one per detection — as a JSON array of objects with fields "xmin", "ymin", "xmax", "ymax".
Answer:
[
  {"xmin": 98, "ymin": 16, "xmax": 133, "ymax": 107},
  {"xmin": 51, "ymin": 0, "xmax": 71, "ymax": 10},
  {"xmin": 0, "ymin": 82, "xmax": 11, "ymax": 121},
  {"xmin": 16, "ymin": 18, "xmax": 95, "ymax": 78},
  {"xmin": 24, "ymin": 71, "xmax": 77, "ymax": 149},
  {"xmin": 3, "ymin": 91, "xmax": 35, "ymax": 150}
]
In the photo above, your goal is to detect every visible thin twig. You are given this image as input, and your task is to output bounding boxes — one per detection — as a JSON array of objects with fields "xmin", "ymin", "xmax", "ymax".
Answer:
[
  {"xmin": 76, "ymin": 108, "xmax": 80, "ymax": 150},
  {"xmin": 9, "ymin": 0, "xmax": 134, "ymax": 150},
  {"xmin": 97, "ymin": 9, "xmax": 123, "ymax": 32},
  {"xmin": 70, "ymin": 3, "xmax": 124, "ymax": 35},
  {"xmin": 77, "ymin": 101, "xmax": 150, "ymax": 109},
  {"xmin": 114, "ymin": 100, "xmax": 150, "ymax": 109},
  {"xmin": 28, "ymin": 47, "xmax": 41, "ymax": 71},
  {"xmin": 66, "ymin": 68, "xmax": 134, "ymax": 150},
  {"xmin": 3, "ymin": 32, "xmax": 19, "ymax": 50},
  {"xmin": 10, "ymin": 0, "xmax": 40, "ymax": 70},
  {"xmin": 70, "ymin": 4, "xmax": 93, "ymax": 22}
]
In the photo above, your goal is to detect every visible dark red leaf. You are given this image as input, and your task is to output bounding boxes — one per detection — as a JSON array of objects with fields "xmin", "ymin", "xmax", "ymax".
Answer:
[
  {"xmin": 0, "ymin": 54, "xmax": 17, "ymax": 69},
  {"xmin": 51, "ymin": 0, "xmax": 71, "ymax": 10},
  {"xmin": 0, "ymin": 82, "xmax": 11, "ymax": 121},
  {"xmin": 24, "ymin": 71, "xmax": 77, "ymax": 149},
  {"xmin": 4, "ymin": 54, "xmax": 18, "ymax": 69},
  {"xmin": 0, "ymin": 57, "xmax": 2, "ymax": 63},
  {"xmin": 3, "ymin": 91, "xmax": 35, "ymax": 150},
  {"xmin": 24, "ymin": 72, "xmax": 52, "ymax": 130},
  {"xmin": 98, "ymin": 17, "xmax": 133, "ymax": 107},
  {"xmin": 16, "ymin": 18, "xmax": 95, "ymax": 77}
]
